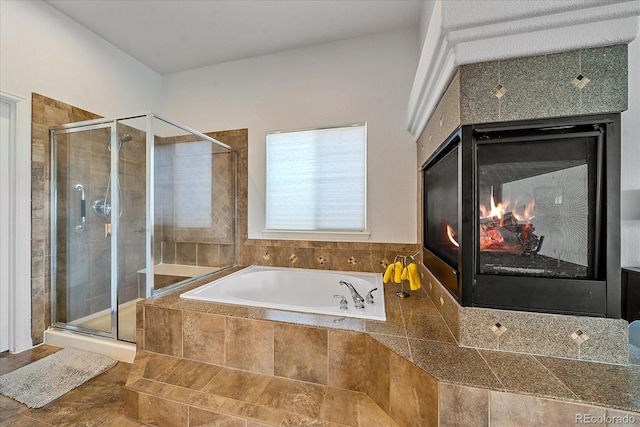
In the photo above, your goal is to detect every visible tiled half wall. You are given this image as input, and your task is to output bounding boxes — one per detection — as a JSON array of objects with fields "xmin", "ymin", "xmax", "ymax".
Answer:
[
  {"xmin": 416, "ymin": 44, "xmax": 630, "ymax": 364},
  {"xmin": 130, "ymin": 297, "xmax": 638, "ymax": 427}
]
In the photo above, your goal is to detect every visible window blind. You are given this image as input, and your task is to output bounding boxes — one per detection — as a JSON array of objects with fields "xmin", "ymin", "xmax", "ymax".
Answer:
[{"xmin": 266, "ymin": 123, "xmax": 366, "ymax": 232}]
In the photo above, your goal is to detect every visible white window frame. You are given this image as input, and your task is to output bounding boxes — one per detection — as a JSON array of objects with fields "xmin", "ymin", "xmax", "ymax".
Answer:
[{"xmin": 263, "ymin": 123, "xmax": 370, "ymax": 241}]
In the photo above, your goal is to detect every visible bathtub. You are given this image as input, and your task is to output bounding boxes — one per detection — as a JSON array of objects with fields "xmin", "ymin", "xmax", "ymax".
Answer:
[{"xmin": 180, "ymin": 266, "xmax": 386, "ymax": 321}]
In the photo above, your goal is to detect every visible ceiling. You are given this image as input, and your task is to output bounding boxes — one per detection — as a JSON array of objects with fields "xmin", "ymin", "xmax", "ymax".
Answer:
[{"xmin": 45, "ymin": 0, "xmax": 423, "ymax": 75}]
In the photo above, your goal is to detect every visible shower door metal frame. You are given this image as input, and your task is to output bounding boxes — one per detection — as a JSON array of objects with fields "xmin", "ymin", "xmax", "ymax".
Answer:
[
  {"xmin": 50, "ymin": 121, "xmax": 119, "ymax": 339},
  {"xmin": 51, "ymin": 112, "xmax": 238, "ymax": 340}
]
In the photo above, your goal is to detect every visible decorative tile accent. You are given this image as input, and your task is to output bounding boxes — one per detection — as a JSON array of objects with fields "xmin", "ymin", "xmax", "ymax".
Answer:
[
  {"xmin": 571, "ymin": 329, "xmax": 590, "ymax": 344},
  {"xmin": 577, "ymin": 317, "xmax": 629, "ymax": 364},
  {"xmin": 348, "ymin": 256, "xmax": 357, "ymax": 265},
  {"xmin": 460, "ymin": 63, "xmax": 500, "ymax": 125},
  {"xmin": 288, "ymin": 253, "xmax": 297, "ymax": 264},
  {"xmin": 491, "ymin": 84, "xmax": 508, "ymax": 98},
  {"xmin": 491, "ymin": 322, "xmax": 508, "ymax": 337},
  {"xmin": 317, "ymin": 256, "xmax": 326, "ymax": 265},
  {"xmin": 498, "ymin": 49, "xmax": 581, "ymax": 121},
  {"xmin": 571, "ymin": 73, "xmax": 591, "ymax": 89},
  {"xmin": 262, "ymin": 252, "xmax": 270, "ymax": 261}
]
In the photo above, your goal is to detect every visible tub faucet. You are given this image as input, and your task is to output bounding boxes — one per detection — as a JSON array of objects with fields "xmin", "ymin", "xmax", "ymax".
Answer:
[{"xmin": 339, "ymin": 280, "xmax": 365, "ymax": 309}]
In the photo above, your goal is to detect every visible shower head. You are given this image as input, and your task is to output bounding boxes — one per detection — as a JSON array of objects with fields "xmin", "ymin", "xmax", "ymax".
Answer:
[{"xmin": 108, "ymin": 134, "xmax": 132, "ymax": 152}]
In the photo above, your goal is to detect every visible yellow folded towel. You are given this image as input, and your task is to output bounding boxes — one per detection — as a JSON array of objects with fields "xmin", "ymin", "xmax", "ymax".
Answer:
[
  {"xmin": 407, "ymin": 263, "xmax": 422, "ymax": 291},
  {"xmin": 383, "ymin": 263, "xmax": 394, "ymax": 284},
  {"xmin": 401, "ymin": 266, "xmax": 408, "ymax": 281},
  {"xmin": 393, "ymin": 261, "xmax": 403, "ymax": 284}
]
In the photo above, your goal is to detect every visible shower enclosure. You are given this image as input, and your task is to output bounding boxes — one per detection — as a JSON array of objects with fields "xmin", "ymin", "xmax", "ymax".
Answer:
[{"xmin": 50, "ymin": 113, "xmax": 237, "ymax": 342}]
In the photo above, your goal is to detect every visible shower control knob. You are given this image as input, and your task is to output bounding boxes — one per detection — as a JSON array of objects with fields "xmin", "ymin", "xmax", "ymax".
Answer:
[
  {"xmin": 92, "ymin": 200, "xmax": 112, "ymax": 217},
  {"xmin": 333, "ymin": 295, "xmax": 348, "ymax": 311}
]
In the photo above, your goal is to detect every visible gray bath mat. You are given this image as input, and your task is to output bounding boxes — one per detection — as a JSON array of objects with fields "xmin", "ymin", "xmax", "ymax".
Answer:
[{"xmin": 0, "ymin": 347, "xmax": 117, "ymax": 408}]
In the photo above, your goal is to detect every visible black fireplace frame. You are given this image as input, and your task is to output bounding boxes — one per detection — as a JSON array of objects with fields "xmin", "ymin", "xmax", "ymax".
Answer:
[{"xmin": 422, "ymin": 114, "xmax": 621, "ymax": 318}]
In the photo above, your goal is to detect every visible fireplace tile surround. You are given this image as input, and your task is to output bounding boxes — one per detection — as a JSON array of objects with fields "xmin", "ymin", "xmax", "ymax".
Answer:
[{"xmin": 417, "ymin": 44, "xmax": 630, "ymax": 365}]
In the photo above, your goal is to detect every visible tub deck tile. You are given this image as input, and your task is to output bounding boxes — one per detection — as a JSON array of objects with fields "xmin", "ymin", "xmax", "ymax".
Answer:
[{"xmin": 135, "ymin": 266, "xmax": 640, "ymax": 422}]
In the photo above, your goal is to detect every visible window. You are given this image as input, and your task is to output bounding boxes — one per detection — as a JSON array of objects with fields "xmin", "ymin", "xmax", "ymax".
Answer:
[
  {"xmin": 174, "ymin": 141, "xmax": 212, "ymax": 228},
  {"xmin": 266, "ymin": 123, "xmax": 367, "ymax": 233}
]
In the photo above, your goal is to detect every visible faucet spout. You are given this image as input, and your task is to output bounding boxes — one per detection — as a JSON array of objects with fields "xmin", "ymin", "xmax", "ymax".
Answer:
[{"xmin": 340, "ymin": 280, "xmax": 365, "ymax": 309}]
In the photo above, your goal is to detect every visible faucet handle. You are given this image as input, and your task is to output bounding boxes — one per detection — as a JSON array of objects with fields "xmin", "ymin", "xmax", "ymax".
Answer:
[
  {"xmin": 365, "ymin": 288, "xmax": 378, "ymax": 304},
  {"xmin": 333, "ymin": 295, "xmax": 348, "ymax": 311}
]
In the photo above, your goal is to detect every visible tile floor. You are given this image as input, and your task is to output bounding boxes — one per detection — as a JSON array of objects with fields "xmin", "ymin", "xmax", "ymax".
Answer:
[
  {"xmin": 1, "ymin": 345, "xmax": 398, "ymax": 427},
  {"xmin": 126, "ymin": 350, "xmax": 399, "ymax": 426},
  {"xmin": 0, "ymin": 345, "xmax": 145, "ymax": 426}
]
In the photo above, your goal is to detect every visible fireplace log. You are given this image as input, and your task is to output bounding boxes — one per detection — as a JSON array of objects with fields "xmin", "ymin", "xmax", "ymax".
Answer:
[{"xmin": 480, "ymin": 212, "xmax": 542, "ymax": 254}]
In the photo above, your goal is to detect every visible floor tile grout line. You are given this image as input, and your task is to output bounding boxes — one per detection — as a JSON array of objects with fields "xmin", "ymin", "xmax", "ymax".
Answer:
[{"xmin": 475, "ymin": 348, "xmax": 508, "ymax": 391}]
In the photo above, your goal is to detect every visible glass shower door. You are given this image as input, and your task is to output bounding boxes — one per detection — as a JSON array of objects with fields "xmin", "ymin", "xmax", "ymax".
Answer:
[{"xmin": 51, "ymin": 124, "xmax": 117, "ymax": 339}]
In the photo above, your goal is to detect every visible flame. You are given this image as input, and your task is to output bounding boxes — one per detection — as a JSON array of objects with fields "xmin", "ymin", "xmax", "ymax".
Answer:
[
  {"xmin": 446, "ymin": 225, "xmax": 459, "ymax": 248},
  {"xmin": 513, "ymin": 199, "xmax": 536, "ymax": 222},
  {"xmin": 480, "ymin": 191, "xmax": 508, "ymax": 219},
  {"xmin": 479, "ymin": 189, "xmax": 535, "ymax": 223}
]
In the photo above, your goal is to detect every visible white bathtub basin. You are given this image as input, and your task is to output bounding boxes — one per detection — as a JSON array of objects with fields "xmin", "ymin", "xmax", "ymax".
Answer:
[{"xmin": 180, "ymin": 265, "xmax": 386, "ymax": 321}]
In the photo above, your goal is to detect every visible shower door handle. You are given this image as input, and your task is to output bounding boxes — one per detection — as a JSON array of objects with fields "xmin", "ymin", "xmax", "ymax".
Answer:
[{"xmin": 74, "ymin": 184, "xmax": 86, "ymax": 232}]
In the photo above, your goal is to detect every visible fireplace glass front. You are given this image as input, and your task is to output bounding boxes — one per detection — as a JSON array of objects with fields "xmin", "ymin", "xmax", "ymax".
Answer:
[
  {"xmin": 477, "ymin": 135, "xmax": 598, "ymax": 279},
  {"xmin": 421, "ymin": 115, "xmax": 621, "ymax": 317}
]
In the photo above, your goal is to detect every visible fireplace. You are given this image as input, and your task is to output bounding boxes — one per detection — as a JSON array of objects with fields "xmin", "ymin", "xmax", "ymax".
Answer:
[{"xmin": 422, "ymin": 114, "xmax": 621, "ymax": 317}]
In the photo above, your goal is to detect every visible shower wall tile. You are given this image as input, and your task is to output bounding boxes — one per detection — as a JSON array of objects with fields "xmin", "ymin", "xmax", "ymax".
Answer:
[
  {"xmin": 219, "ymin": 244, "xmax": 235, "ymax": 266},
  {"xmin": 161, "ymin": 241, "xmax": 176, "ymax": 264},
  {"xmin": 197, "ymin": 243, "xmax": 219, "ymax": 267},
  {"xmin": 31, "ymin": 316, "xmax": 45, "ymax": 346},
  {"xmin": 31, "ymin": 94, "xmax": 101, "ymax": 345},
  {"xmin": 176, "ymin": 242, "xmax": 197, "ymax": 265},
  {"xmin": 239, "ymin": 239, "xmax": 419, "ymax": 274}
]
